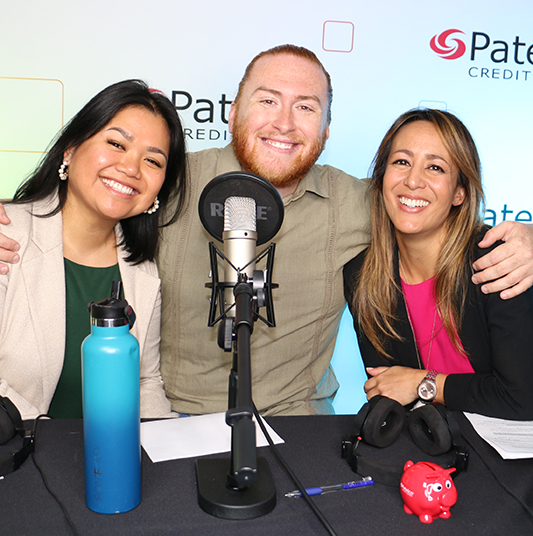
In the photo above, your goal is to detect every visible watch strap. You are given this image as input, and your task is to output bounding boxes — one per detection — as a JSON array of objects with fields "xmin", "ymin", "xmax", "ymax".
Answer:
[{"xmin": 424, "ymin": 369, "xmax": 439, "ymax": 382}]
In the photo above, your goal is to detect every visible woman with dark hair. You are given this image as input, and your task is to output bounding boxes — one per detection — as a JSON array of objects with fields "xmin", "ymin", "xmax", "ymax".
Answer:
[
  {"xmin": 344, "ymin": 109, "xmax": 533, "ymax": 420},
  {"xmin": 0, "ymin": 79, "xmax": 187, "ymax": 419}
]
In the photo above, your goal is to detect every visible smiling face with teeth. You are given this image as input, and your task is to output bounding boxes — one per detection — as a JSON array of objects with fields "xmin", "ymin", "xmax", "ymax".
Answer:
[
  {"xmin": 229, "ymin": 52, "xmax": 330, "ymax": 196},
  {"xmin": 62, "ymin": 106, "xmax": 169, "ymax": 225},
  {"xmin": 382, "ymin": 120, "xmax": 465, "ymax": 246}
]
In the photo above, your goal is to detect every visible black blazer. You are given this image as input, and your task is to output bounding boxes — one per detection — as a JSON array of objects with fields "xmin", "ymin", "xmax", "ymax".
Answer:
[{"xmin": 343, "ymin": 232, "xmax": 533, "ymax": 420}]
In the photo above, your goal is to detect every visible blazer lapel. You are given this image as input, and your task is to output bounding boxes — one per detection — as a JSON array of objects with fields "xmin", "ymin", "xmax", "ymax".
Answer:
[
  {"xmin": 117, "ymin": 246, "xmax": 160, "ymax": 355},
  {"xmin": 21, "ymin": 205, "xmax": 66, "ymax": 401}
]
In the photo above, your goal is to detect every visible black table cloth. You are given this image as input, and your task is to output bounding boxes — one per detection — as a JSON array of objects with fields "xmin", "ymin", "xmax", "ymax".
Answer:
[{"xmin": 1, "ymin": 414, "xmax": 532, "ymax": 535}]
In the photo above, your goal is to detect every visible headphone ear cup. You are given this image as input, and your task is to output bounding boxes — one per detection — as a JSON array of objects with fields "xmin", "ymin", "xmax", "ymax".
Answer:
[
  {"xmin": 0, "ymin": 398, "xmax": 17, "ymax": 445},
  {"xmin": 362, "ymin": 396, "xmax": 406, "ymax": 448},
  {"xmin": 408, "ymin": 404, "xmax": 453, "ymax": 455}
]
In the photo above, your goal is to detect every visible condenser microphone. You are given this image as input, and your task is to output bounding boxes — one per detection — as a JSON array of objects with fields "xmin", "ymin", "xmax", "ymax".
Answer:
[
  {"xmin": 222, "ymin": 196, "xmax": 258, "ymax": 316},
  {"xmin": 196, "ymin": 173, "xmax": 282, "ymax": 516},
  {"xmin": 199, "ymin": 171, "xmax": 284, "ymax": 324}
]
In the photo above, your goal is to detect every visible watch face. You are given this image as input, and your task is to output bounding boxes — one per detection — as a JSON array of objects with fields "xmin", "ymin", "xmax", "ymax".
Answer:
[{"xmin": 418, "ymin": 380, "xmax": 437, "ymax": 401}]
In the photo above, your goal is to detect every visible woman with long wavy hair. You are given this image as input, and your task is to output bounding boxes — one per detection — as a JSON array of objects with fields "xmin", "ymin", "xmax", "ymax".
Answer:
[{"xmin": 344, "ymin": 109, "xmax": 533, "ymax": 420}]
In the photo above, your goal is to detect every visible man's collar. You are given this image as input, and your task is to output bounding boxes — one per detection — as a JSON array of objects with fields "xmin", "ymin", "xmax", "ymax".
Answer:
[
  {"xmin": 216, "ymin": 144, "xmax": 244, "ymax": 176},
  {"xmin": 289, "ymin": 165, "xmax": 329, "ymax": 202}
]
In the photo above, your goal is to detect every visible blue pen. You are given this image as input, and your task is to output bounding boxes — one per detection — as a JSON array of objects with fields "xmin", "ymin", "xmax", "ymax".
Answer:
[{"xmin": 285, "ymin": 476, "xmax": 374, "ymax": 498}]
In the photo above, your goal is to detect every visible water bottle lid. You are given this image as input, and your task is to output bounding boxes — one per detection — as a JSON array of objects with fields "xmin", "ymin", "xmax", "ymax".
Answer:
[{"xmin": 88, "ymin": 281, "xmax": 136, "ymax": 329}]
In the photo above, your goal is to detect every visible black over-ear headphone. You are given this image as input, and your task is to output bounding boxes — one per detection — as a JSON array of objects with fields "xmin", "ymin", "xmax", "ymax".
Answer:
[
  {"xmin": 0, "ymin": 396, "xmax": 34, "ymax": 476},
  {"xmin": 341, "ymin": 396, "xmax": 469, "ymax": 486}
]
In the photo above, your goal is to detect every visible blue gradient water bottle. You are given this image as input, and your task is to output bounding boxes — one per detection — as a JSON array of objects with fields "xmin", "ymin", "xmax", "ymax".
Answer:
[{"xmin": 82, "ymin": 280, "xmax": 141, "ymax": 514}]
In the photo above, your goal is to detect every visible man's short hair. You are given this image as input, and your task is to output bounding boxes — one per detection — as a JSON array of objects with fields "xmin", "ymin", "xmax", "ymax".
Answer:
[{"xmin": 234, "ymin": 44, "xmax": 333, "ymax": 124}]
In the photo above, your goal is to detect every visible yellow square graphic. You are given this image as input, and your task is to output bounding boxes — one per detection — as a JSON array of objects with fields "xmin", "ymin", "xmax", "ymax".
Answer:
[{"xmin": 0, "ymin": 77, "xmax": 64, "ymax": 199}]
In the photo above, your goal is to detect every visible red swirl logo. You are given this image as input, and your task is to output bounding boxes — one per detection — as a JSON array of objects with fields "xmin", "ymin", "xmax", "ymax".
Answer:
[{"xmin": 430, "ymin": 29, "xmax": 466, "ymax": 60}]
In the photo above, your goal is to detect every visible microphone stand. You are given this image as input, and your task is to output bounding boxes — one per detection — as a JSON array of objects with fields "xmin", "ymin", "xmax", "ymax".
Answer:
[
  {"xmin": 227, "ymin": 279, "xmax": 260, "ymax": 488},
  {"xmin": 196, "ymin": 247, "xmax": 277, "ymax": 520}
]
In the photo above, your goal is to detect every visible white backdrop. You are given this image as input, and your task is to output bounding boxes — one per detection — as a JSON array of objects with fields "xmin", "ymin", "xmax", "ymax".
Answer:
[{"xmin": 1, "ymin": 1, "xmax": 532, "ymax": 413}]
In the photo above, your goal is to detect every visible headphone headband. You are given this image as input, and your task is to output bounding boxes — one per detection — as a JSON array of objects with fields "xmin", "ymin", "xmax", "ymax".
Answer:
[{"xmin": 341, "ymin": 396, "xmax": 469, "ymax": 486}]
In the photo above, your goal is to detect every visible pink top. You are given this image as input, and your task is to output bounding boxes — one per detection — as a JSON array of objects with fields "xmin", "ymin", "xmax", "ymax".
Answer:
[{"xmin": 401, "ymin": 277, "xmax": 475, "ymax": 375}]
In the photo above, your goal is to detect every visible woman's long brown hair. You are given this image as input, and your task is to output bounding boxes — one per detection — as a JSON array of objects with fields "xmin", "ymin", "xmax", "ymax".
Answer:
[{"xmin": 352, "ymin": 109, "xmax": 485, "ymax": 358}]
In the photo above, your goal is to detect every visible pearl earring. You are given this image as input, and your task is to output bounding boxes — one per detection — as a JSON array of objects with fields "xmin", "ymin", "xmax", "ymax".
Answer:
[
  {"xmin": 58, "ymin": 160, "xmax": 69, "ymax": 181},
  {"xmin": 144, "ymin": 196, "xmax": 160, "ymax": 215}
]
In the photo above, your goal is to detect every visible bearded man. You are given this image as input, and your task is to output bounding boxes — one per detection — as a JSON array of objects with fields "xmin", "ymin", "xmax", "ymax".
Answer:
[{"xmin": 1, "ymin": 45, "xmax": 532, "ymax": 415}]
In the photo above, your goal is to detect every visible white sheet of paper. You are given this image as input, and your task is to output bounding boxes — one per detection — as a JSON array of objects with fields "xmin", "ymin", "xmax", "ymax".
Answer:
[
  {"xmin": 464, "ymin": 412, "xmax": 533, "ymax": 459},
  {"xmin": 140, "ymin": 412, "xmax": 284, "ymax": 463}
]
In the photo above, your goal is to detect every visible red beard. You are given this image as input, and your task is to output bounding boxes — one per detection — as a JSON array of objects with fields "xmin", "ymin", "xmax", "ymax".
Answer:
[{"xmin": 231, "ymin": 119, "xmax": 327, "ymax": 190}]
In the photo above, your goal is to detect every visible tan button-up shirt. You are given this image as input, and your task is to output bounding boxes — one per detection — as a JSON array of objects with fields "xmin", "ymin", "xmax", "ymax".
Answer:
[{"xmin": 158, "ymin": 145, "xmax": 370, "ymax": 415}]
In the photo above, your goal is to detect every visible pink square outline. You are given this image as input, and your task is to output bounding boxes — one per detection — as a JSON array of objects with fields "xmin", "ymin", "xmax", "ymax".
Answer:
[{"xmin": 322, "ymin": 20, "xmax": 355, "ymax": 53}]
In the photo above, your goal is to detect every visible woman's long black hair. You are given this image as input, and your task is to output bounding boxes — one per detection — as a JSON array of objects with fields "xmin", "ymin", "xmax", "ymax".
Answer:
[{"xmin": 11, "ymin": 79, "xmax": 187, "ymax": 264}]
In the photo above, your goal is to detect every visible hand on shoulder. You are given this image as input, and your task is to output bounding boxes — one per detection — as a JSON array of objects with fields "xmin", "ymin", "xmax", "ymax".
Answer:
[{"xmin": 472, "ymin": 221, "xmax": 533, "ymax": 299}]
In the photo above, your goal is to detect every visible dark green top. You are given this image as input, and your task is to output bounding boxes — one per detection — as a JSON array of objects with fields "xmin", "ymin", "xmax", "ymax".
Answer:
[{"xmin": 47, "ymin": 259, "xmax": 121, "ymax": 418}]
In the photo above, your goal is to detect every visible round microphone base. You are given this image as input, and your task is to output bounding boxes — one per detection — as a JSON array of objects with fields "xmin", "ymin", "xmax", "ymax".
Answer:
[{"xmin": 196, "ymin": 456, "xmax": 276, "ymax": 520}]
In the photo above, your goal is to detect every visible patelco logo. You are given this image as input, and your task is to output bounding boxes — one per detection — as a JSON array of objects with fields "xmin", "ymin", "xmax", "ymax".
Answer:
[
  {"xmin": 430, "ymin": 29, "xmax": 466, "ymax": 60},
  {"xmin": 428, "ymin": 29, "xmax": 533, "ymax": 81}
]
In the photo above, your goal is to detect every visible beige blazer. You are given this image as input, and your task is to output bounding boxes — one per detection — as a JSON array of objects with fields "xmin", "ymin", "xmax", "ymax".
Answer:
[{"xmin": 0, "ymin": 196, "xmax": 172, "ymax": 419}]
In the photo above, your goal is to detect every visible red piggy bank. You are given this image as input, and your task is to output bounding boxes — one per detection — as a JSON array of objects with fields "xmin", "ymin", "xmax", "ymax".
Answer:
[{"xmin": 400, "ymin": 461, "xmax": 457, "ymax": 523}]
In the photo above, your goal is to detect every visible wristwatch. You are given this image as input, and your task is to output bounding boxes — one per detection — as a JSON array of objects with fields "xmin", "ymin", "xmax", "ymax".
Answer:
[{"xmin": 417, "ymin": 369, "xmax": 439, "ymax": 403}]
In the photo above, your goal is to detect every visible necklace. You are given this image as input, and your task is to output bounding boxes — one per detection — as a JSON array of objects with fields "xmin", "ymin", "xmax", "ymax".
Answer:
[{"xmin": 399, "ymin": 256, "xmax": 437, "ymax": 370}]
